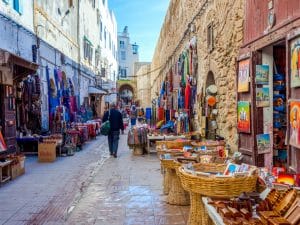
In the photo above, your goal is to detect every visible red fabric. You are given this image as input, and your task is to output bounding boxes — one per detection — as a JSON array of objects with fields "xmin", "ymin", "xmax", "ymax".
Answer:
[
  {"xmin": 157, "ymin": 107, "xmax": 165, "ymax": 121},
  {"xmin": 185, "ymin": 83, "xmax": 191, "ymax": 109}
]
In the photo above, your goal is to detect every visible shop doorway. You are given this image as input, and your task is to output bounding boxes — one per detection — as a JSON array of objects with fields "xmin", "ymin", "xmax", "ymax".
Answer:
[{"xmin": 205, "ymin": 71, "xmax": 217, "ymax": 140}]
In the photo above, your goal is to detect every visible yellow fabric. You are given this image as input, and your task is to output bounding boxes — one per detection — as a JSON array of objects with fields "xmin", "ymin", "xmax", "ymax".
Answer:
[{"xmin": 156, "ymin": 120, "xmax": 165, "ymax": 129}]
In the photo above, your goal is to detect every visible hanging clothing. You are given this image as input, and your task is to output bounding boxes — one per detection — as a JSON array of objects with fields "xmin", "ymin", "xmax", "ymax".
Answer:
[{"xmin": 185, "ymin": 82, "xmax": 191, "ymax": 110}]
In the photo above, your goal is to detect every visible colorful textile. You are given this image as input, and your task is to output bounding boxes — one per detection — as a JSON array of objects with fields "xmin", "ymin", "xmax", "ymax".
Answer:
[{"xmin": 185, "ymin": 82, "xmax": 191, "ymax": 109}]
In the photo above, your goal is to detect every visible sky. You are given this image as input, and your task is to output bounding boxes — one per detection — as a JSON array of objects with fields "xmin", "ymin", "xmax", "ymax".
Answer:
[{"xmin": 108, "ymin": 0, "xmax": 170, "ymax": 62}]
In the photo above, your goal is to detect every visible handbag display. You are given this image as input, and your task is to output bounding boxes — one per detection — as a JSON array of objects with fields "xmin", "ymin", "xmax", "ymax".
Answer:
[{"xmin": 100, "ymin": 110, "xmax": 111, "ymax": 136}]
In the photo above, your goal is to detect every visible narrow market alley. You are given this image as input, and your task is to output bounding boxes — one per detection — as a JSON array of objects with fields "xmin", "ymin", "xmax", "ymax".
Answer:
[
  {"xmin": 66, "ymin": 133, "xmax": 189, "ymax": 225},
  {"xmin": 0, "ymin": 133, "xmax": 189, "ymax": 225}
]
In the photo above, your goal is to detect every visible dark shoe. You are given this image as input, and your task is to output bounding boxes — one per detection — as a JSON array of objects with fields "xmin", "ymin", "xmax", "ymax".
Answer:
[{"xmin": 113, "ymin": 154, "xmax": 117, "ymax": 158}]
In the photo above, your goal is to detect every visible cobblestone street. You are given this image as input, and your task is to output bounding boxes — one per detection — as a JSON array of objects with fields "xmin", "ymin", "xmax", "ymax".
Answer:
[
  {"xmin": 0, "ymin": 133, "xmax": 189, "ymax": 225},
  {"xmin": 0, "ymin": 136, "xmax": 109, "ymax": 225},
  {"xmin": 66, "ymin": 133, "xmax": 189, "ymax": 225}
]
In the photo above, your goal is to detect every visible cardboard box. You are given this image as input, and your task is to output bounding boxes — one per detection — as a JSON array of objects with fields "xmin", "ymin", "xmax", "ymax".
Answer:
[{"xmin": 38, "ymin": 142, "xmax": 56, "ymax": 162}]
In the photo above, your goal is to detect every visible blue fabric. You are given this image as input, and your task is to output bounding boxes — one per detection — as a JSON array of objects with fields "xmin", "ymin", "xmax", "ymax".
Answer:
[
  {"xmin": 160, "ymin": 120, "xmax": 175, "ymax": 132},
  {"xmin": 108, "ymin": 131, "xmax": 120, "ymax": 155},
  {"xmin": 165, "ymin": 109, "xmax": 170, "ymax": 122},
  {"xmin": 145, "ymin": 108, "xmax": 151, "ymax": 120},
  {"xmin": 131, "ymin": 118, "xmax": 136, "ymax": 126}
]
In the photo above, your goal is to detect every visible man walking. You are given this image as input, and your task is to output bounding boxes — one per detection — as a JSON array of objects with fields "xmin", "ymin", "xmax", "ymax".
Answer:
[{"xmin": 102, "ymin": 102, "xmax": 124, "ymax": 158}]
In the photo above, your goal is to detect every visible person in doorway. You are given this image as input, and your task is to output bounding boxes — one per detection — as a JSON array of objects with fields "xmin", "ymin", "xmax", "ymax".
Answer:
[{"xmin": 102, "ymin": 102, "xmax": 124, "ymax": 158}]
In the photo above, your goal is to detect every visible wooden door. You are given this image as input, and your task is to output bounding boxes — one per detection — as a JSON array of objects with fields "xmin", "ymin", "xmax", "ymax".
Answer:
[
  {"xmin": 237, "ymin": 51, "xmax": 262, "ymax": 166},
  {"xmin": 0, "ymin": 85, "xmax": 16, "ymax": 151}
]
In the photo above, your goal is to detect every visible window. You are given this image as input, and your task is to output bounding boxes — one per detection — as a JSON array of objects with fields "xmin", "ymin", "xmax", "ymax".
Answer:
[
  {"xmin": 83, "ymin": 37, "xmax": 93, "ymax": 64},
  {"xmin": 120, "ymin": 40, "xmax": 125, "ymax": 49},
  {"xmin": 3, "ymin": 0, "xmax": 9, "ymax": 4},
  {"xmin": 109, "ymin": 33, "xmax": 111, "ymax": 50},
  {"xmin": 132, "ymin": 44, "xmax": 138, "ymax": 55},
  {"xmin": 92, "ymin": 0, "xmax": 95, "ymax": 8},
  {"xmin": 100, "ymin": 19, "xmax": 103, "ymax": 41},
  {"xmin": 121, "ymin": 51, "xmax": 126, "ymax": 60},
  {"xmin": 102, "ymin": 0, "xmax": 105, "ymax": 6},
  {"xmin": 207, "ymin": 23, "xmax": 214, "ymax": 52},
  {"xmin": 97, "ymin": 9, "xmax": 100, "ymax": 25},
  {"xmin": 68, "ymin": 0, "xmax": 73, "ymax": 7},
  {"xmin": 120, "ymin": 68, "xmax": 127, "ymax": 78},
  {"xmin": 95, "ymin": 46, "xmax": 100, "ymax": 67},
  {"xmin": 13, "ymin": 0, "xmax": 23, "ymax": 14},
  {"xmin": 104, "ymin": 28, "xmax": 107, "ymax": 48}
]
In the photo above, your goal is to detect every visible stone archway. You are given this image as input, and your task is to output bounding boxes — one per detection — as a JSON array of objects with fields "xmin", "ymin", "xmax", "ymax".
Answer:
[{"xmin": 118, "ymin": 83, "xmax": 135, "ymax": 105}]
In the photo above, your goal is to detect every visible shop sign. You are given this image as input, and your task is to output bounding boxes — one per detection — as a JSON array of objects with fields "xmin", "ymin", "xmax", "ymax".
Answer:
[
  {"xmin": 237, "ymin": 101, "xmax": 251, "ymax": 133},
  {"xmin": 290, "ymin": 37, "xmax": 300, "ymax": 88},
  {"xmin": 256, "ymin": 87, "xmax": 270, "ymax": 107},
  {"xmin": 256, "ymin": 134, "xmax": 271, "ymax": 154},
  {"xmin": 289, "ymin": 100, "xmax": 300, "ymax": 148},
  {"xmin": 255, "ymin": 65, "xmax": 269, "ymax": 84},
  {"xmin": 237, "ymin": 59, "xmax": 250, "ymax": 92}
]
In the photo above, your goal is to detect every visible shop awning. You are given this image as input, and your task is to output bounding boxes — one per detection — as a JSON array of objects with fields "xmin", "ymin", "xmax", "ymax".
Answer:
[
  {"xmin": 0, "ymin": 49, "xmax": 39, "ymax": 79},
  {"xmin": 88, "ymin": 86, "xmax": 108, "ymax": 95}
]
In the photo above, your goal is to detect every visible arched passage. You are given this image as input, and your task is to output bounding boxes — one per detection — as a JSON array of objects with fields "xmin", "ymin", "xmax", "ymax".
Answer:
[{"xmin": 118, "ymin": 84, "xmax": 134, "ymax": 105}]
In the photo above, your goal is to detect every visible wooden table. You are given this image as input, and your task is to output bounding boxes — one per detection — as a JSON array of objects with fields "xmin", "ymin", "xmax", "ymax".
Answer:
[
  {"xmin": 147, "ymin": 135, "xmax": 164, "ymax": 154},
  {"xmin": 147, "ymin": 135, "xmax": 187, "ymax": 154}
]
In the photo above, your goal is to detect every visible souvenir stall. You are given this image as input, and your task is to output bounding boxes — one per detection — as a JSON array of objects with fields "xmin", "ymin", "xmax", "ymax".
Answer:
[
  {"xmin": 127, "ymin": 124, "xmax": 148, "ymax": 155},
  {"xmin": 155, "ymin": 36, "xmax": 198, "ymax": 136},
  {"xmin": 0, "ymin": 50, "xmax": 39, "ymax": 184}
]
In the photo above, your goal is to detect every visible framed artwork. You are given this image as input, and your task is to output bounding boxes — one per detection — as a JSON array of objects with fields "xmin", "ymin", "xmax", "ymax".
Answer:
[
  {"xmin": 289, "ymin": 100, "xmax": 300, "ymax": 148},
  {"xmin": 290, "ymin": 37, "xmax": 300, "ymax": 88},
  {"xmin": 255, "ymin": 65, "xmax": 269, "ymax": 84},
  {"xmin": 237, "ymin": 101, "xmax": 251, "ymax": 133},
  {"xmin": 256, "ymin": 134, "xmax": 271, "ymax": 154},
  {"xmin": 237, "ymin": 59, "xmax": 250, "ymax": 92},
  {"xmin": 256, "ymin": 87, "xmax": 270, "ymax": 107}
]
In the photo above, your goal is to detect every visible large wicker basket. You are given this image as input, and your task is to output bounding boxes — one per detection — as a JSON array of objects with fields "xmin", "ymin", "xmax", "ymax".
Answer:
[
  {"xmin": 177, "ymin": 163, "xmax": 258, "ymax": 225},
  {"xmin": 160, "ymin": 158, "xmax": 190, "ymax": 205}
]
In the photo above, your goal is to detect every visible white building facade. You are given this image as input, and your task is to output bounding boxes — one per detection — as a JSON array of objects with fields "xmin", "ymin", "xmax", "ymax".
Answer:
[
  {"xmin": 99, "ymin": 0, "xmax": 118, "ymax": 103},
  {"xmin": 117, "ymin": 26, "xmax": 139, "ymax": 80}
]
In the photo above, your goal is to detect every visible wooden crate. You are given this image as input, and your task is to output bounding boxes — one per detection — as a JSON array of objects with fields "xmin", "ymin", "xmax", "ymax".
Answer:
[
  {"xmin": 38, "ymin": 142, "xmax": 56, "ymax": 162},
  {"xmin": 10, "ymin": 163, "xmax": 19, "ymax": 180},
  {"xmin": 18, "ymin": 156, "xmax": 25, "ymax": 175}
]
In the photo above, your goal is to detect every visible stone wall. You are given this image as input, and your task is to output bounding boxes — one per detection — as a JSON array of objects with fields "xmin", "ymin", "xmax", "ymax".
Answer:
[
  {"xmin": 136, "ymin": 63, "xmax": 151, "ymax": 108},
  {"xmin": 151, "ymin": 0, "xmax": 245, "ymax": 151}
]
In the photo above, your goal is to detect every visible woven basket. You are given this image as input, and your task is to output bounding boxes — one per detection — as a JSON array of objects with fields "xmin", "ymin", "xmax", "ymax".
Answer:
[
  {"xmin": 178, "ymin": 164, "xmax": 257, "ymax": 197},
  {"xmin": 163, "ymin": 168, "xmax": 172, "ymax": 195},
  {"xmin": 177, "ymin": 163, "xmax": 258, "ymax": 225},
  {"xmin": 167, "ymin": 168, "xmax": 190, "ymax": 205},
  {"xmin": 160, "ymin": 158, "xmax": 190, "ymax": 205}
]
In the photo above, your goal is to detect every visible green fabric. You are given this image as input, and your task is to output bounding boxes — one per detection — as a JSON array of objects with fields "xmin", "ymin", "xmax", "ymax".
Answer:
[{"xmin": 100, "ymin": 120, "xmax": 110, "ymax": 135}]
